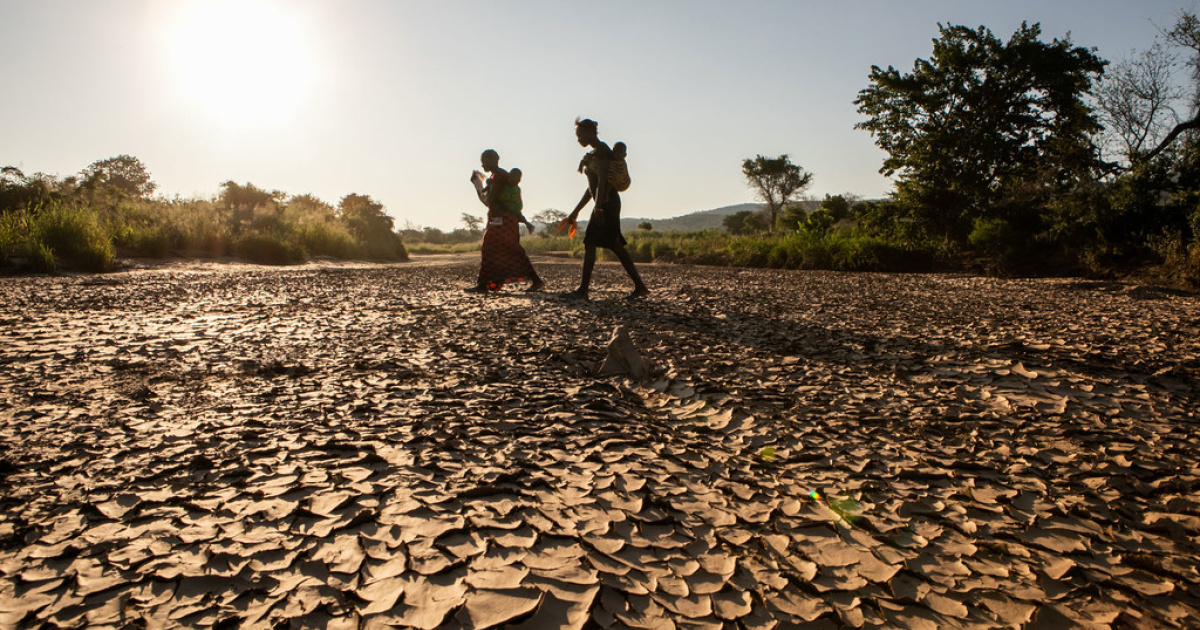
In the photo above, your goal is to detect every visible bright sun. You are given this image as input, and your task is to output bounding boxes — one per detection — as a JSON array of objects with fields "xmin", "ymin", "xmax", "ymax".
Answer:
[{"xmin": 160, "ymin": 0, "xmax": 315, "ymax": 128}]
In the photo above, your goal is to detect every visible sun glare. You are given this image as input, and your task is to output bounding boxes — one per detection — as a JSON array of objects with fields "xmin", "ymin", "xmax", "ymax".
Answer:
[{"xmin": 160, "ymin": 0, "xmax": 315, "ymax": 129}]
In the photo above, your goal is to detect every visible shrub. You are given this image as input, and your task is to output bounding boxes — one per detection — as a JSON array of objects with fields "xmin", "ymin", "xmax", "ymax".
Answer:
[
  {"xmin": 174, "ymin": 203, "xmax": 231, "ymax": 257},
  {"xmin": 234, "ymin": 232, "xmax": 307, "ymax": 265},
  {"xmin": 362, "ymin": 231, "xmax": 408, "ymax": 261},
  {"xmin": 115, "ymin": 223, "xmax": 173, "ymax": 257},
  {"xmin": 629, "ymin": 239, "xmax": 653, "ymax": 262},
  {"xmin": 27, "ymin": 240, "xmax": 57, "ymax": 272},
  {"xmin": 522, "ymin": 235, "xmax": 580, "ymax": 256},
  {"xmin": 0, "ymin": 211, "xmax": 26, "ymax": 265},
  {"xmin": 404, "ymin": 241, "xmax": 481, "ymax": 255},
  {"xmin": 35, "ymin": 203, "xmax": 115, "ymax": 271},
  {"xmin": 299, "ymin": 221, "xmax": 359, "ymax": 259}
]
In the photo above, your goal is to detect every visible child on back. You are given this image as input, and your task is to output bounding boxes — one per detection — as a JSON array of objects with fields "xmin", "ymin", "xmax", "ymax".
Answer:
[
  {"xmin": 609, "ymin": 142, "xmax": 631, "ymax": 192},
  {"xmin": 501, "ymin": 168, "xmax": 535, "ymax": 234}
]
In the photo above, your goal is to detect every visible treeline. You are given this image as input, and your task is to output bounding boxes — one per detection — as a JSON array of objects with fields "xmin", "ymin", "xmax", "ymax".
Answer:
[
  {"xmin": 406, "ymin": 17, "xmax": 1200, "ymax": 288},
  {"xmin": 7, "ymin": 17, "xmax": 1200, "ymax": 288},
  {"xmin": 513, "ymin": 219, "xmax": 927, "ymax": 274},
  {"xmin": 0, "ymin": 156, "xmax": 406, "ymax": 272},
  {"xmin": 844, "ymin": 20, "xmax": 1200, "ymax": 286},
  {"xmin": 705, "ymin": 20, "xmax": 1200, "ymax": 287}
]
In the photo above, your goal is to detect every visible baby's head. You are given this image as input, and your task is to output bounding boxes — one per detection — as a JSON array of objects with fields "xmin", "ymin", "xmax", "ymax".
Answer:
[
  {"xmin": 613, "ymin": 142, "xmax": 627, "ymax": 159},
  {"xmin": 510, "ymin": 168, "xmax": 522, "ymax": 185}
]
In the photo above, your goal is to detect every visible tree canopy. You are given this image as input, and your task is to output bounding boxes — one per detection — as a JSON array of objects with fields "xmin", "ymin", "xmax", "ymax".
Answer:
[
  {"xmin": 82, "ymin": 155, "xmax": 157, "ymax": 197},
  {"xmin": 855, "ymin": 23, "xmax": 1106, "ymax": 243},
  {"xmin": 339, "ymin": 193, "xmax": 405, "ymax": 259},
  {"xmin": 742, "ymin": 155, "xmax": 813, "ymax": 232}
]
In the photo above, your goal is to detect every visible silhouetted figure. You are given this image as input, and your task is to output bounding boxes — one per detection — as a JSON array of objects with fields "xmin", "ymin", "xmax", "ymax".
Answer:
[
  {"xmin": 468, "ymin": 150, "xmax": 544, "ymax": 293},
  {"xmin": 504, "ymin": 168, "xmax": 537, "ymax": 235},
  {"xmin": 563, "ymin": 119, "xmax": 648, "ymax": 300}
]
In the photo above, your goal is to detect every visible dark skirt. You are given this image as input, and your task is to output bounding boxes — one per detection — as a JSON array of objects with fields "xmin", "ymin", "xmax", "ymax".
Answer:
[
  {"xmin": 478, "ymin": 214, "xmax": 536, "ymax": 290},
  {"xmin": 583, "ymin": 190, "xmax": 626, "ymax": 249}
]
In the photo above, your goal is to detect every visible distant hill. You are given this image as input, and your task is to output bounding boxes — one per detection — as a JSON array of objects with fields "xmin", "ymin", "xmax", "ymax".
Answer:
[
  {"xmin": 620, "ymin": 201, "xmax": 836, "ymax": 232},
  {"xmin": 619, "ymin": 203, "xmax": 765, "ymax": 233}
]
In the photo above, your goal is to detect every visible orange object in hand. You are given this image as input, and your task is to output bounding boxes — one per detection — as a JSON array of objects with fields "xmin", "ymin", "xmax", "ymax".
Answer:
[{"xmin": 558, "ymin": 218, "xmax": 577, "ymax": 238}]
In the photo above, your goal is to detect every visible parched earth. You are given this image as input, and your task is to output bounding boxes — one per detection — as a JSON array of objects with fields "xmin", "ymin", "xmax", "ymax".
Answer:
[{"xmin": 1, "ymin": 255, "xmax": 1199, "ymax": 629}]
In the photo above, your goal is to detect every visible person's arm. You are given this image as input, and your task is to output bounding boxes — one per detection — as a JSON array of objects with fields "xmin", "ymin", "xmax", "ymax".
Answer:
[
  {"xmin": 471, "ymin": 171, "xmax": 488, "ymax": 206},
  {"xmin": 568, "ymin": 189, "xmax": 592, "ymax": 221},
  {"xmin": 592, "ymin": 151, "xmax": 611, "ymax": 212}
]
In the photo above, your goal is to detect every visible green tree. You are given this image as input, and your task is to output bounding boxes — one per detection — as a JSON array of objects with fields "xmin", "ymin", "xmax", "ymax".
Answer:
[
  {"xmin": 220, "ymin": 181, "xmax": 275, "ymax": 210},
  {"xmin": 532, "ymin": 209, "xmax": 567, "ymax": 224},
  {"xmin": 288, "ymin": 194, "xmax": 335, "ymax": 215},
  {"xmin": 1, "ymin": 166, "xmax": 26, "ymax": 190},
  {"xmin": 778, "ymin": 203, "xmax": 807, "ymax": 231},
  {"xmin": 723, "ymin": 209, "xmax": 767, "ymax": 235},
  {"xmin": 339, "ymin": 193, "xmax": 406, "ymax": 260},
  {"xmin": 82, "ymin": 155, "xmax": 157, "ymax": 197},
  {"xmin": 855, "ymin": 23, "xmax": 1106, "ymax": 244},
  {"xmin": 339, "ymin": 194, "xmax": 392, "ymax": 236},
  {"xmin": 818, "ymin": 194, "xmax": 854, "ymax": 222},
  {"xmin": 531, "ymin": 209, "xmax": 567, "ymax": 233},
  {"xmin": 742, "ymin": 155, "xmax": 813, "ymax": 233},
  {"xmin": 0, "ymin": 169, "xmax": 75, "ymax": 212},
  {"xmin": 461, "ymin": 213, "xmax": 483, "ymax": 232}
]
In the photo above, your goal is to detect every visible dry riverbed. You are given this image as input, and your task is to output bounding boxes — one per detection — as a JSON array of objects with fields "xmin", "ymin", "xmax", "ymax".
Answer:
[{"xmin": 1, "ymin": 256, "xmax": 1198, "ymax": 629}]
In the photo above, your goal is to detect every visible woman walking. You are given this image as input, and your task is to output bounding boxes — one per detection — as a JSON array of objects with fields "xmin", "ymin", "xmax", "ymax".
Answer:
[
  {"xmin": 467, "ymin": 149, "xmax": 543, "ymax": 293},
  {"xmin": 563, "ymin": 118, "xmax": 648, "ymax": 300}
]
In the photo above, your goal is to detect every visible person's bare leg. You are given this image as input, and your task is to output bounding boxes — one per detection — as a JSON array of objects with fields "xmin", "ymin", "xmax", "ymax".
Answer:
[
  {"xmin": 570, "ymin": 246, "xmax": 597, "ymax": 299},
  {"xmin": 526, "ymin": 269, "xmax": 545, "ymax": 292},
  {"xmin": 612, "ymin": 244, "xmax": 648, "ymax": 297}
]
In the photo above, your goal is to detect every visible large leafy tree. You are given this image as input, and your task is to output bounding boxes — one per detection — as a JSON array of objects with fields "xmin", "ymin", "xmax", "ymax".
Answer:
[
  {"xmin": 82, "ymin": 155, "xmax": 157, "ymax": 197},
  {"xmin": 742, "ymin": 155, "xmax": 813, "ymax": 232},
  {"xmin": 339, "ymin": 193, "xmax": 405, "ymax": 259},
  {"xmin": 339, "ymin": 194, "xmax": 393, "ymax": 236},
  {"xmin": 219, "ymin": 181, "xmax": 276, "ymax": 210},
  {"xmin": 855, "ymin": 23, "xmax": 1106, "ymax": 243}
]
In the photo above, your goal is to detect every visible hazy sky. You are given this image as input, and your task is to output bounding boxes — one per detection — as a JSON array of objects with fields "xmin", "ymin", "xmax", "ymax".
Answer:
[{"xmin": 1, "ymin": 1, "xmax": 1193, "ymax": 230}]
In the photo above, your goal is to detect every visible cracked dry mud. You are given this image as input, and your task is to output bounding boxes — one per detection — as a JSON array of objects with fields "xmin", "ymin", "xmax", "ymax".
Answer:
[{"xmin": 1, "ymin": 256, "xmax": 1199, "ymax": 629}]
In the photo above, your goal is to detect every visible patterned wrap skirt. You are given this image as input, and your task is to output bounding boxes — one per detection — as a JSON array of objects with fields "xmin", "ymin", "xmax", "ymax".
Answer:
[{"xmin": 477, "ymin": 214, "xmax": 536, "ymax": 290}]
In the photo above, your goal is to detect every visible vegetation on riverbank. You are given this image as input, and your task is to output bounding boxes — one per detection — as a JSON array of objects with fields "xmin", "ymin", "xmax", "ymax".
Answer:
[
  {"xmin": 6, "ymin": 16, "xmax": 1200, "ymax": 290},
  {"xmin": 0, "ymin": 162, "xmax": 406, "ymax": 272}
]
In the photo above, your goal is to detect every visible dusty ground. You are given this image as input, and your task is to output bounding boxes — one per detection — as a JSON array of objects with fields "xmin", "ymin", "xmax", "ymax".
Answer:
[{"xmin": 1, "ymin": 255, "xmax": 1199, "ymax": 629}]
